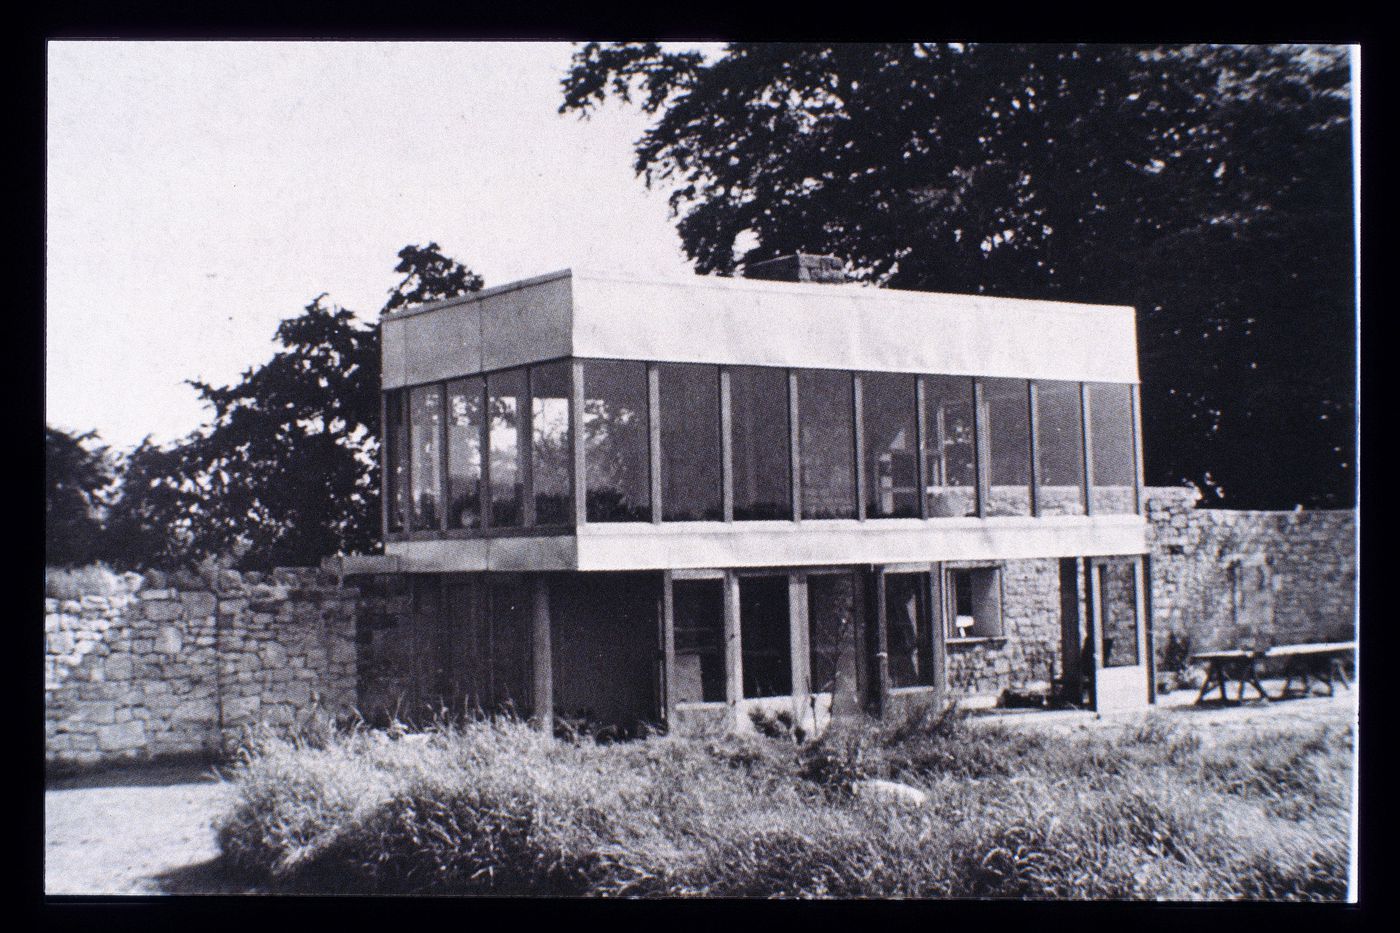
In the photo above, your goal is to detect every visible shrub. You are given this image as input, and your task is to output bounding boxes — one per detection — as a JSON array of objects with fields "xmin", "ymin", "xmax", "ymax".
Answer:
[{"xmin": 45, "ymin": 563, "xmax": 126, "ymax": 600}]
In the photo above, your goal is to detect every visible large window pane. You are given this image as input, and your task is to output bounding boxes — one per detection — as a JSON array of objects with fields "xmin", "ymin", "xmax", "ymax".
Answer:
[
  {"xmin": 886, "ymin": 573, "xmax": 933, "ymax": 687},
  {"xmin": 582, "ymin": 360, "xmax": 651, "ymax": 522},
  {"xmin": 740, "ymin": 575, "xmax": 791, "ymax": 699},
  {"xmin": 1034, "ymin": 381, "xmax": 1085, "ymax": 516},
  {"xmin": 488, "ymin": 369, "xmax": 527, "ymax": 527},
  {"xmin": 1088, "ymin": 382, "xmax": 1137, "ymax": 514},
  {"xmin": 488, "ymin": 576, "xmax": 531, "ymax": 713},
  {"xmin": 385, "ymin": 391, "xmax": 408, "ymax": 533},
  {"xmin": 658, "ymin": 363, "xmax": 722, "ymax": 521},
  {"xmin": 1098, "ymin": 560, "xmax": 1140, "ymax": 668},
  {"xmin": 862, "ymin": 373, "xmax": 919, "ymax": 518},
  {"xmin": 531, "ymin": 362, "xmax": 572, "ymax": 526},
  {"xmin": 981, "ymin": 377, "xmax": 1031, "ymax": 516},
  {"xmin": 797, "ymin": 370, "xmax": 856, "ymax": 519},
  {"xmin": 730, "ymin": 366, "xmax": 792, "ymax": 520},
  {"xmin": 408, "ymin": 384, "xmax": 444, "ymax": 530},
  {"xmin": 809, "ymin": 573, "xmax": 859, "ymax": 697},
  {"xmin": 922, "ymin": 375, "xmax": 978, "ymax": 518},
  {"xmin": 445, "ymin": 378, "xmax": 484, "ymax": 529},
  {"xmin": 673, "ymin": 579, "xmax": 725, "ymax": 703}
]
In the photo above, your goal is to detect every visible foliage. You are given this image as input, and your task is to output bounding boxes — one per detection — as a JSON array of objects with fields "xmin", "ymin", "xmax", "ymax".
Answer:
[
  {"xmin": 45, "ymin": 426, "xmax": 117, "ymax": 566},
  {"xmin": 100, "ymin": 243, "xmax": 483, "ymax": 570},
  {"xmin": 561, "ymin": 43, "xmax": 1355, "ymax": 509},
  {"xmin": 216, "ymin": 709, "xmax": 1351, "ymax": 898}
]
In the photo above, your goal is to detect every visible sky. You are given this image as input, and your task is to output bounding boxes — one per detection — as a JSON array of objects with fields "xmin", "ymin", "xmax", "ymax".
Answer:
[{"xmin": 47, "ymin": 41, "xmax": 706, "ymax": 450}]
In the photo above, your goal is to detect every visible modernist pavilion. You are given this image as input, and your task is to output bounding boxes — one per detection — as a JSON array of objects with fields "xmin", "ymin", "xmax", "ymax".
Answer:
[{"xmin": 367, "ymin": 260, "xmax": 1151, "ymax": 736}]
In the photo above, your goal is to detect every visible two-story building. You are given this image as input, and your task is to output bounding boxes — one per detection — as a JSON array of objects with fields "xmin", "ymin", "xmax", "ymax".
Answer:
[{"xmin": 370, "ymin": 255, "xmax": 1152, "ymax": 736}]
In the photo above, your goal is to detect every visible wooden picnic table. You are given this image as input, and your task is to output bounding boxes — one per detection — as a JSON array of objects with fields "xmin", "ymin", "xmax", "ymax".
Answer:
[{"xmin": 1192, "ymin": 641, "xmax": 1355, "ymax": 704}]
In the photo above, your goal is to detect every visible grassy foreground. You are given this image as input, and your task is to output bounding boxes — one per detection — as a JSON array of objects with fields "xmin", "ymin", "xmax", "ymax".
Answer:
[{"xmin": 215, "ymin": 707, "xmax": 1351, "ymax": 899}]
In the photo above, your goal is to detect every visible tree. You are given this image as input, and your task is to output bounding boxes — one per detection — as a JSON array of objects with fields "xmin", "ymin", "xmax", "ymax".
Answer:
[
  {"xmin": 561, "ymin": 43, "xmax": 1355, "ymax": 509},
  {"xmin": 45, "ymin": 426, "xmax": 116, "ymax": 566},
  {"xmin": 103, "ymin": 243, "xmax": 484, "ymax": 570}
]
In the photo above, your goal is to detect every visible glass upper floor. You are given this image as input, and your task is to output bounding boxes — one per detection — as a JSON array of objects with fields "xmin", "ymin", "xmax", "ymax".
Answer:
[{"xmin": 383, "ymin": 357, "xmax": 1141, "ymax": 541}]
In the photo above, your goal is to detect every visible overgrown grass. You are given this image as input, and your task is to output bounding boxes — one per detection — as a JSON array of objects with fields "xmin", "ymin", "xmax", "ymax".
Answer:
[{"xmin": 216, "ymin": 708, "xmax": 1351, "ymax": 899}]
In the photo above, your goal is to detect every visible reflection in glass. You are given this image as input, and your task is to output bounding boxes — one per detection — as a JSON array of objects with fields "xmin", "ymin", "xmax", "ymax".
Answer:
[
  {"xmin": 445, "ymin": 378, "xmax": 484, "ymax": 529},
  {"xmin": 862, "ymin": 373, "xmax": 919, "ymax": 518},
  {"xmin": 796, "ymin": 370, "xmax": 856, "ymax": 519},
  {"xmin": 1034, "ymin": 381, "xmax": 1085, "ymax": 515},
  {"xmin": 730, "ymin": 366, "xmax": 792, "ymax": 520},
  {"xmin": 673, "ymin": 579, "xmax": 725, "ymax": 703},
  {"xmin": 809, "ymin": 573, "xmax": 859, "ymax": 697},
  {"xmin": 659, "ymin": 363, "xmax": 722, "ymax": 521},
  {"xmin": 488, "ymin": 369, "xmax": 527, "ymax": 527},
  {"xmin": 385, "ymin": 390, "xmax": 409, "ymax": 533},
  {"xmin": 886, "ymin": 573, "xmax": 933, "ymax": 687},
  {"xmin": 922, "ymin": 375, "xmax": 978, "ymax": 517},
  {"xmin": 1099, "ymin": 561, "xmax": 1139, "ymax": 668},
  {"xmin": 981, "ymin": 377, "xmax": 1031, "ymax": 516},
  {"xmin": 582, "ymin": 360, "xmax": 651, "ymax": 522},
  {"xmin": 1088, "ymin": 382, "xmax": 1137, "ymax": 515},
  {"xmin": 409, "ymin": 384, "xmax": 444, "ymax": 530},
  {"xmin": 531, "ymin": 362, "xmax": 572, "ymax": 526}
]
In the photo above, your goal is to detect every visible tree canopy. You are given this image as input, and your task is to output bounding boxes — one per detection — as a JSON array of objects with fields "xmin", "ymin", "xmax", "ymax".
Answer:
[
  {"xmin": 102, "ymin": 243, "xmax": 484, "ymax": 570},
  {"xmin": 562, "ymin": 42, "xmax": 1355, "ymax": 509},
  {"xmin": 45, "ymin": 426, "xmax": 116, "ymax": 566}
]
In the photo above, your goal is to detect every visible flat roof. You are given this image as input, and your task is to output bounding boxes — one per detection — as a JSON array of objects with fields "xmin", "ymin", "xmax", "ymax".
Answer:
[{"xmin": 382, "ymin": 268, "xmax": 1140, "ymax": 389}]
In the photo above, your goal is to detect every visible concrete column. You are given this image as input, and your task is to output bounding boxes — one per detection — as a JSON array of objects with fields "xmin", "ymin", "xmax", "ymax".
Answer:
[
  {"xmin": 724, "ymin": 571, "xmax": 743, "ymax": 728},
  {"xmin": 531, "ymin": 574, "xmax": 553, "ymax": 735},
  {"xmin": 788, "ymin": 573, "xmax": 810, "ymax": 728}
]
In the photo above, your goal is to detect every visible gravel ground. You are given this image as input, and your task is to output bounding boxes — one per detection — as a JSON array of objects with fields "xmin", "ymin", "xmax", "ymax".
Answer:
[{"xmin": 45, "ymin": 679, "xmax": 1357, "ymax": 896}]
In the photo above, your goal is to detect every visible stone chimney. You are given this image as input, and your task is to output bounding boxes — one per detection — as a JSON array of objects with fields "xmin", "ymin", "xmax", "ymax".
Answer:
[{"xmin": 740, "ymin": 253, "xmax": 847, "ymax": 284}]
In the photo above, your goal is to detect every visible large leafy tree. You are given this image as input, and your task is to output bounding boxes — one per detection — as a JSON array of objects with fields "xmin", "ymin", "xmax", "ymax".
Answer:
[
  {"xmin": 45, "ymin": 426, "xmax": 116, "ymax": 566},
  {"xmin": 561, "ymin": 43, "xmax": 1355, "ymax": 509},
  {"xmin": 104, "ymin": 243, "xmax": 483, "ymax": 570}
]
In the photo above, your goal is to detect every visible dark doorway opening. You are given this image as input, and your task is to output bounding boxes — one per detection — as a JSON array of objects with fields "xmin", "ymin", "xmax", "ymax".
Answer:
[{"xmin": 740, "ymin": 575, "xmax": 791, "ymax": 699}]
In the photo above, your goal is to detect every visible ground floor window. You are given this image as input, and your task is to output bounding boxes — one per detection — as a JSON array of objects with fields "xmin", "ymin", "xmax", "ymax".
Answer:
[
  {"xmin": 884, "ymin": 572, "xmax": 934, "ymax": 688},
  {"xmin": 808, "ymin": 572, "xmax": 860, "ymax": 695},
  {"xmin": 672, "ymin": 578, "xmax": 726, "ymax": 703},
  {"xmin": 739, "ymin": 575, "xmax": 791, "ymax": 699},
  {"xmin": 946, "ymin": 566, "xmax": 1004, "ymax": 640},
  {"xmin": 1097, "ymin": 559, "xmax": 1140, "ymax": 668}
]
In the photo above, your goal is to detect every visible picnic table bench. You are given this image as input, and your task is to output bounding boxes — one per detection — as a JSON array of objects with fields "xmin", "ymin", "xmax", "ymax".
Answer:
[{"xmin": 1191, "ymin": 641, "xmax": 1354, "ymax": 705}]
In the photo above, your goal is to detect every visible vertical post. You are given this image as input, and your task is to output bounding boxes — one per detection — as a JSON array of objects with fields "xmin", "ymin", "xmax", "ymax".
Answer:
[
  {"xmin": 788, "ymin": 573, "xmax": 809, "ymax": 723},
  {"xmin": 1027, "ymin": 381, "xmax": 1041, "ymax": 517},
  {"xmin": 852, "ymin": 373, "xmax": 867, "ymax": 521},
  {"xmin": 872, "ymin": 568, "xmax": 889, "ymax": 717},
  {"xmin": 437, "ymin": 383, "xmax": 450, "ymax": 532},
  {"xmin": 571, "ymin": 360, "xmax": 587, "ymax": 528},
  {"xmin": 380, "ymin": 391, "xmax": 391, "ymax": 542},
  {"xmin": 531, "ymin": 574, "xmax": 553, "ymax": 735},
  {"xmin": 930, "ymin": 566, "xmax": 947, "ymax": 707},
  {"xmin": 521, "ymin": 369, "xmax": 536, "ymax": 527},
  {"xmin": 1086, "ymin": 560, "xmax": 1101, "ymax": 710},
  {"xmin": 719, "ymin": 367, "xmax": 734, "ymax": 523},
  {"xmin": 973, "ymin": 379, "xmax": 990, "ymax": 519},
  {"xmin": 788, "ymin": 371, "xmax": 802, "ymax": 522},
  {"xmin": 480, "ymin": 379, "xmax": 493, "ymax": 529},
  {"xmin": 724, "ymin": 571, "xmax": 743, "ymax": 728},
  {"xmin": 648, "ymin": 364, "xmax": 663, "ymax": 525},
  {"xmin": 1130, "ymin": 383, "xmax": 1146, "ymax": 516},
  {"xmin": 661, "ymin": 571, "xmax": 677, "ymax": 728},
  {"xmin": 1141, "ymin": 556, "xmax": 1156, "ymax": 705},
  {"xmin": 915, "ymin": 376, "xmax": 930, "ymax": 520},
  {"xmin": 1080, "ymin": 382, "xmax": 1096, "ymax": 518}
]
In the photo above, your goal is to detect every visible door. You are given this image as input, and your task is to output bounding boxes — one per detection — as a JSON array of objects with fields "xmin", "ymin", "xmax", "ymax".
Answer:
[{"xmin": 1090, "ymin": 557, "xmax": 1150, "ymax": 711}]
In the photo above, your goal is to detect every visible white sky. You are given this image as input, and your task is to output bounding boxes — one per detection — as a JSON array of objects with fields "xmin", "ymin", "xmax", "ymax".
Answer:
[{"xmin": 47, "ymin": 41, "xmax": 703, "ymax": 450}]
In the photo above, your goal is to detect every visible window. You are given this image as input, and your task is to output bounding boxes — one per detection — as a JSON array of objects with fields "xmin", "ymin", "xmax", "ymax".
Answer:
[
  {"xmin": 530, "ymin": 362, "xmax": 572, "ymax": 526},
  {"xmin": 582, "ymin": 359, "xmax": 651, "ymax": 522},
  {"xmin": 730, "ymin": 366, "xmax": 793, "ymax": 520},
  {"xmin": 808, "ymin": 572, "xmax": 859, "ymax": 696},
  {"xmin": 921, "ymin": 375, "xmax": 978, "ymax": 517},
  {"xmin": 408, "ymin": 384, "xmax": 444, "ymax": 530},
  {"xmin": 862, "ymin": 373, "xmax": 919, "ymax": 518},
  {"xmin": 885, "ymin": 573, "xmax": 933, "ymax": 687},
  {"xmin": 981, "ymin": 378, "xmax": 1032, "ymax": 516},
  {"xmin": 739, "ymin": 575, "xmax": 791, "ymax": 699},
  {"xmin": 487, "ymin": 576, "xmax": 532, "ymax": 713},
  {"xmin": 796, "ymin": 369, "xmax": 856, "ymax": 519},
  {"xmin": 1087, "ymin": 382, "xmax": 1138, "ymax": 514},
  {"xmin": 445, "ymin": 378, "xmax": 484, "ymax": 529},
  {"xmin": 1034, "ymin": 381, "xmax": 1086, "ymax": 516},
  {"xmin": 1097, "ymin": 560, "xmax": 1140, "ymax": 667},
  {"xmin": 945, "ymin": 566, "xmax": 1004, "ymax": 640},
  {"xmin": 658, "ymin": 363, "xmax": 722, "ymax": 521},
  {"xmin": 487, "ymin": 369, "xmax": 527, "ymax": 527},
  {"xmin": 385, "ymin": 390, "xmax": 409, "ymax": 533},
  {"xmin": 672, "ymin": 579, "xmax": 726, "ymax": 703}
]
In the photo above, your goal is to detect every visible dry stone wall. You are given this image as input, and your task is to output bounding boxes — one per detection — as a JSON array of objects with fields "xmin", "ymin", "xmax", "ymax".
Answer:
[
  {"xmin": 946, "ymin": 558, "xmax": 1064, "ymax": 699},
  {"xmin": 45, "ymin": 568, "xmax": 357, "ymax": 770}
]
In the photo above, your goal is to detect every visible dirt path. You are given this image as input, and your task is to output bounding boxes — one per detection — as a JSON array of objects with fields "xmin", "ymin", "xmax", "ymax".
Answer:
[{"xmin": 45, "ymin": 762, "xmax": 239, "ymax": 895}]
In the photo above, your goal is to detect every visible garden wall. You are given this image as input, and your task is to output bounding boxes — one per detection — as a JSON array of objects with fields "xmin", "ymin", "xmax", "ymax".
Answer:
[{"xmin": 45, "ymin": 567, "xmax": 358, "ymax": 770}]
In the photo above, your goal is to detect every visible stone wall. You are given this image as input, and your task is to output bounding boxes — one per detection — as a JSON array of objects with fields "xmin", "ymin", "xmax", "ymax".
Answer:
[
  {"xmin": 45, "ymin": 567, "xmax": 357, "ymax": 770},
  {"xmin": 946, "ymin": 558, "xmax": 1064, "ymax": 699},
  {"xmin": 1145, "ymin": 486, "xmax": 1357, "ymax": 667}
]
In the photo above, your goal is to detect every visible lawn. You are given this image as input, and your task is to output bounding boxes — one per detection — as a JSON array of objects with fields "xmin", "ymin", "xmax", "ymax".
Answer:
[{"xmin": 206, "ymin": 692, "xmax": 1354, "ymax": 899}]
